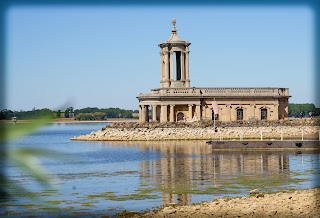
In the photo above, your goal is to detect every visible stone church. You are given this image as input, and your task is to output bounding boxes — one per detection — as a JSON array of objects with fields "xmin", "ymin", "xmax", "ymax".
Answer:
[{"xmin": 137, "ymin": 19, "xmax": 290, "ymax": 123}]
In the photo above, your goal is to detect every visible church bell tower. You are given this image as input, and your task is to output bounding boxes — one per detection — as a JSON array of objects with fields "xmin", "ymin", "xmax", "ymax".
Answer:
[{"xmin": 159, "ymin": 18, "xmax": 191, "ymax": 88}]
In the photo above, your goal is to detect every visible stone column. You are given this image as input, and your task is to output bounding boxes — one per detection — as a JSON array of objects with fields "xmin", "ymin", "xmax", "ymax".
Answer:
[
  {"xmin": 203, "ymin": 105, "xmax": 207, "ymax": 120},
  {"xmin": 180, "ymin": 52, "xmax": 185, "ymax": 81},
  {"xmin": 152, "ymin": 105, "xmax": 157, "ymax": 122},
  {"xmin": 170, "ymin": 51, "xmax": 174, "ymax": 83},
  {"xmin": 195, "ymin": 104, "xmax": 201, "ymax": 120},
  {"xmin": 139, "ymin": 105, "xmax": 142, "ymax": 123},
  {"xmin": 160, "ymin": 51, "xmax": 164, "ymax": 84},
  {"xmin": 188, "ymin": 104, "xmax": 193, "ymax": 121},
  {"xmin": 163, "ymin": 50, "xmax": 170, "ymax": 88},
  {"xmin": 141, "ymin": 105, "xmax": 146, "ymax": 123},
  {"xmin": 160, "ymin": 105, "xmax": 168, "ymax": 123},
  {"xmin": 185, "ymin": 49, "xmax": 190, "ymax": 87},
  {"xmin": 169, "ymin": 105, "xmax": 175, "ymax": 122}
]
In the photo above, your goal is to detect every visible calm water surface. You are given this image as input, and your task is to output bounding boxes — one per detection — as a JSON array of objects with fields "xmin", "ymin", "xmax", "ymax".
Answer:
[{"xmin": 2, "ymin": 123, "xmax": 320, "ymax": 217}]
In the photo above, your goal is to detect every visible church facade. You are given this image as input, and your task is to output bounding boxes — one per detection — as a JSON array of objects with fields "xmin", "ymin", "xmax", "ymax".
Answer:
[{"xmin": 137, "ymin": 19, "xmax": 290, "ymax": 123}]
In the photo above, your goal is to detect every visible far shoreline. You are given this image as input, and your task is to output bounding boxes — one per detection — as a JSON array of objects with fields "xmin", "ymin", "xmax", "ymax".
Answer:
[
  {"xmin": 52, "ymin": 118, "xmax": 138, "ymax": 123},
  {"xmin": 0, "ymin": 118, "xmax": 138, "ymax": 124}
]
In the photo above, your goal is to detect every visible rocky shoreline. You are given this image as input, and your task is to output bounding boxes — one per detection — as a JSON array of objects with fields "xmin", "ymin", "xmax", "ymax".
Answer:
[
  {"xmin": 71, "ymin": 119, "xmax": 320, "ymax": 141},
  {"xmin": 127, "ymin": 187, "xmax": 320, "ymax": 218}
]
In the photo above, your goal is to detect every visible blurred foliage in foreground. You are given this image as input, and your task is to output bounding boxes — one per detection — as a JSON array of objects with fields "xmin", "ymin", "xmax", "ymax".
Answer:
[{"xmin": 0, "ymin": 116, "xmax": 62, "ymax": 203}]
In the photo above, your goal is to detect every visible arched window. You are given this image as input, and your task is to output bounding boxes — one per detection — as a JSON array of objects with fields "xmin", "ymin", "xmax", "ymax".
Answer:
[
  {"xmin": 237, "ymin": 109, "xmax": 243, "ymax": 120},
  {"xmin": 177, "ymin": 112, "xmax": 184, "ymax": 121},
  {"xmin": 261, "ymin": 108, "xmax": 267, "ymax": 120}
]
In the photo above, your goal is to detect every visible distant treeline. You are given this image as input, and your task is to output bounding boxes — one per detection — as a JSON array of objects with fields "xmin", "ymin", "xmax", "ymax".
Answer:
[
  {"xmin": 0, "ymin": 107, "xmax": 138, "ymax": 121},
  {"xmin": 73, "ymin": 107, "xmax": 137, "ymax": 120},
  {"xmin": 288, "ymin": 103, "xmax": 320, "ymax": 117},
  {"xmin": 0, "ymin": 108, "xmax": 55, "ymax": 120}
]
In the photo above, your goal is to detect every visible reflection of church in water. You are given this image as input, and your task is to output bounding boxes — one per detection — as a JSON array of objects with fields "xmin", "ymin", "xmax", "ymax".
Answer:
[{"xmin": 134, "ymin": 142, "xmax": 290, "ymax": 206}]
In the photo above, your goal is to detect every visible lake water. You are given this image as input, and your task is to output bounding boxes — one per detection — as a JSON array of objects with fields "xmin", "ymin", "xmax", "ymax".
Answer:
[{"xmin": 2, "ymin": 122, "xmax": 320, "ymax": 217}]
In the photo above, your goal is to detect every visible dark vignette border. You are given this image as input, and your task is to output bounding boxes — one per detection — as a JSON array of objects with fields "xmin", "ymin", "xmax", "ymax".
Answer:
[{"xmin": 0, "ymin": 0, "xmax": 319, "ymax": 216}]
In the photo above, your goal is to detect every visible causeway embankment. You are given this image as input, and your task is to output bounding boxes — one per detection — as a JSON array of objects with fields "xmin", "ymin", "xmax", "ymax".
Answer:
[{"xmin": 71, "ymin": 119, "xmax": 320, "ymax": 141}]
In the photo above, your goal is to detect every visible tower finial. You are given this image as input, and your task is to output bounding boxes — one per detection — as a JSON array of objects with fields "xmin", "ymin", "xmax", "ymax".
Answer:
[
  {"xmin": 172, "ymin": 18, "xmax": 176, "ymax": 31},
  {"xmin": 172, "ymin": 18, "xmax": 176, "ymax": 27}
]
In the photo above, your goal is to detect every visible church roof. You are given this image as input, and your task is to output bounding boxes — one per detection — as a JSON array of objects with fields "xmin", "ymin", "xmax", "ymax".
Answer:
[
  {"xmin": 166, "ymin": 18, "xmax": 184, "ymax": 42},
  {"xmin": 160, "ymin": 18, "xmax": 190, "ymax": 46}
]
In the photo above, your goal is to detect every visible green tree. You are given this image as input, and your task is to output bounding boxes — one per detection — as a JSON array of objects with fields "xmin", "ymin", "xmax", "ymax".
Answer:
[
  {"xmin": 75, "ymin": 112, "xmax": 106, "ymax": 121},
  {"xmin": 92, "ymin": 112, "xmax": 107, "ymax": 120},
  {"xmin": 0, "ymin": 109, "xmax": 7, "ymax": 120},
  {"xmin": 56, "ymin": 110, "xmax": 61, "ymax": 118},
  {"xmin": 64, "ymin": 107, "xmax": 74, "ymax": 118},
  {"xmin": 288, "ymin": 103, "xmax": 317, "ymax": 117}
]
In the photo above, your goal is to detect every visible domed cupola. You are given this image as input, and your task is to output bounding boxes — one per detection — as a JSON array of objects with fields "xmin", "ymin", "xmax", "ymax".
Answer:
[{"xmin": 159, "ymin": 18, "xmax": 191, "ymax": 88}]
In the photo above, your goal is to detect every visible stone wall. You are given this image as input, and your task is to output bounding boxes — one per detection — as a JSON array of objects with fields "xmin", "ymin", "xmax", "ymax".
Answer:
[
  {"xmin": 107, "ymin": 118, "xmax": 320, "ymax": 128},
  {"xmin": 71, "ymin": 119, "xmax": 320, "ymax": 141}
]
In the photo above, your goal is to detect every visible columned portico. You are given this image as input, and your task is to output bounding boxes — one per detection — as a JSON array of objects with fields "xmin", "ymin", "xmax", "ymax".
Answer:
[{"xmin": 139, "ymin": 105, "xmax": 151, "ymax": 123}]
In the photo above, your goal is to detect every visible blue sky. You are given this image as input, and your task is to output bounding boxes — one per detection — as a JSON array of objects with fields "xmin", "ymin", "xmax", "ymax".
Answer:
[{"xmin": 5, "ymin": 5, "xmax": 315, "ymax": 111}]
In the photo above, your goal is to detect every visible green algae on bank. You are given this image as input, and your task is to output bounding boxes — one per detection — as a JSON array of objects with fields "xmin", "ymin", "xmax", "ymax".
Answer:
[{"xmin": 86, "ymin": 188, "xmax": 160, "ymax": 201}]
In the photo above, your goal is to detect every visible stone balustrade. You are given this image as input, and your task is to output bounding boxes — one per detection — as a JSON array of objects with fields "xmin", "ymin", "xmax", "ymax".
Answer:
[{"xmin": 140, "ymin": 87, "xmax": 289, "ymax": 97}]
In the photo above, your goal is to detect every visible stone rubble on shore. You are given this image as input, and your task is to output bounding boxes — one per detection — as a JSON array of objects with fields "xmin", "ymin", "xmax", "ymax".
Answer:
[
  {"xmin": 131, "ymin": 187, "xmax": 320, "ymax": 218},
  {"xmin": 71, "ymin": 119, "xmax": 319, "ymax": 141}
]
